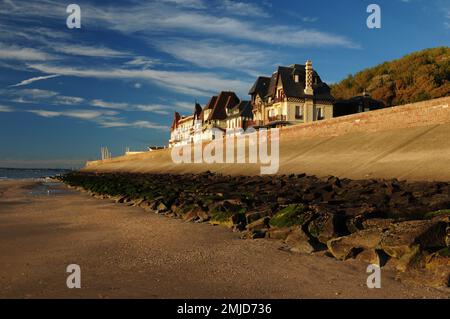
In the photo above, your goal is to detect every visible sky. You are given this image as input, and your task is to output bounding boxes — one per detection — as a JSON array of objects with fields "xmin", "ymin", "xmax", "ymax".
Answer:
[{"xmin": 0, "ymin": 0, "xmax": 449, "ymax": 168}]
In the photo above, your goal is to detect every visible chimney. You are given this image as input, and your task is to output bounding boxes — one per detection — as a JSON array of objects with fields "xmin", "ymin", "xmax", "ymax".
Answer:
[{"xmin": 304, "ymin": 60, "xmax": 314, "ymax": 95}]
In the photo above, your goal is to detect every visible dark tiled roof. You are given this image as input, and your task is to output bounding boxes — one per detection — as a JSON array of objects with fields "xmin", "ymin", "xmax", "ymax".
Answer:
[
  {"xmin": 265, "ymin": 65, "xmax": 334, "ymax": 101},
  {"xmin": 248, "ymin": 76, "xmax": 270, "ymax": 96},
  {"xmin": 170, "ymin": 111, "xmax": 181, "ymax": 131},
  {"xmin": 334, "ymin": 95, "xmax": 386, "ymax": 108},
  {"xmin": 333, "ymin": 94, "xmax": 386, "ymax": 117},
  {"xmin": 193, "ymin": 102, "xmax": 203, "ymax": 122},
  {"xmin": 207, "ymin": 91, "xmax": 240, "ymax": 121},
  {"xmin": 228, "ymin": 101, "xmax": 253, "ymax": 119},
  {"xmin": 205, "ymin": 96, "xmax": 218, "ymax": 110}
]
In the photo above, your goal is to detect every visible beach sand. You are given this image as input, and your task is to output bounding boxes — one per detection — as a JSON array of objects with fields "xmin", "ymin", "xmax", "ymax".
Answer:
[{"xmin": 0, "ymin": 180, "xmax": 448, "ymax": 298}]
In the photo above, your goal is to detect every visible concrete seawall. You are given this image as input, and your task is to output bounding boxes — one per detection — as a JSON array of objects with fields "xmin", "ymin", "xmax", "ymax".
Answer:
[{"xmin": 83, "ymin": 97, "xmax": 450, "ymax": 181}]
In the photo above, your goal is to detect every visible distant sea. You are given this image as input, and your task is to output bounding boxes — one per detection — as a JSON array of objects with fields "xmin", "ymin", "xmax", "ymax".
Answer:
[{"xmin": 0, "ymin": 168, "xmax": 71, "ymax": 180}]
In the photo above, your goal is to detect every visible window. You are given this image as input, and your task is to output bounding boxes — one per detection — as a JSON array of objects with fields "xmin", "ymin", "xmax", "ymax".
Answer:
[
  {"xmin": 316, "ymin": 108, "xmax": 324, "ymax": 120},
  {"xmin": 295, "ymin": 105, "xmax": 303, "ymax": 120},
  {"xmin": 294, "ymin": 74, "xmax": 299, "ymax": 83}
]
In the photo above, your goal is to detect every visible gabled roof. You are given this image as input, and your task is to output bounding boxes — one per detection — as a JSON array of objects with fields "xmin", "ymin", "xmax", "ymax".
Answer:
[
  {"xmin": 205, "ymin": 96, "xmax": 218, "ymax": 110},
  {"xmin": 334, "ymin": 94, "xmax": 386, "ymax": 108},
  {"xmin": 207, "ymin": 91, "xmax": 240, "ymax": 121},
  {"xmin": 170, "ymin": 111, "xmax": 181, "ymax": 131},
  {"xmin": 228, "ymin": 101, "xmax": 253, "ymax": 119},
  {"xmin": 265, "ymin": 64, "xmax": 334, "ymax": 101},
  {"xmin": 193, "ymin": 102, "xmax": 203, "ymax": 123},
  {"xmin": 248, "ymin": 76, "xmax": 270, "ymax": 96}
]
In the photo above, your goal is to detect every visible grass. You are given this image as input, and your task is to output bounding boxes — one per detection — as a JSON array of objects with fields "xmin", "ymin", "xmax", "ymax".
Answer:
[{"xmin": 269, "ymin": 204, "xmax": 306, "ymax": 228}]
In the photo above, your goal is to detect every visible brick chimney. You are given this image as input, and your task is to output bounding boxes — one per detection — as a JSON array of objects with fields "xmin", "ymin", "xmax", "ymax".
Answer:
[{"xmin": 304, "ymin": 60, "xmax": 314, "ymax": 95}]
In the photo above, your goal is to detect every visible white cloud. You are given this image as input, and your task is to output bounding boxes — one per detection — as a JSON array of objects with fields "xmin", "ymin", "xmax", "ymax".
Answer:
[
  {"xmin": 28, "ymin": 110, "xmax": 60, "ymax": 118},
  {"xmin": 28, "ymin": 109, "xmax": 118, "ymax": 120},
  {"xmin": 98, "ymin": 119, "xmax": 169, "ymax": 130},
  {"xmin": 219, "ymin": 0, "xmax": 269, "ymax": 17},
  {"xmin": 28, "ymin": 63, "xmax": 252, "ymax": 97},
  {"xmin": 53, "ymin": 44, "xmax": 129, "ymax": 58},
  {"xmin": 90, "ymin": 99, "xmax": 129, "ymax": 110},
  {"xmin": 55, "ymin": 95, "xmax": 84, "ymax": 105},
  {"xmin": 0, "ymin": 44, "xmax": 55, "ymax": 61},
  {"xmin": 155, "ymin": 38, "xmax": 271, "ymax": 73},
  {"xmin": 1, "ymin": 1, "xmax": 357, "ymax": 49},
  {"xmin": 125, "ymin": 56, "xmax": 160, "ymax": 69},
  {"xmin": 90, "ymin": 99, "xmax": 169, "ymax": 115},
  {"xmin": 9, "ymin": 74, "xmax": 60, "ymax": 87},
  {"xmin": 0, "ymin": 104, "xmax": 13, "ymax": 112},
  {"xmin": 18, "ymin": 89, "xmax": 59, "ymax": 99}
]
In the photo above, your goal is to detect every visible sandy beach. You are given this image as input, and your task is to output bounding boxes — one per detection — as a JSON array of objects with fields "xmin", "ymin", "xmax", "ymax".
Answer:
[{"xmin": 0, "ymin": 180, "xmax": 448, "ymax": 299}]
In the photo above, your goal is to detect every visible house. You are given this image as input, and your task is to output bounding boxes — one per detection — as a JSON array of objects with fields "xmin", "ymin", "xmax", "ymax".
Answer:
[
  {"xmin": 333, "ymin": 91, "xmax": 386, "ymax": 117},
  {"xmin": 249, "ymin": 60, "xmax": 334, "ymax": 127},
  {"xmin": 169, "ymin": 92, "xmax": 254, "ymax": 147},
  {"xmin": 225, "ymin": 100, "xmax": 254, "ymax": 131},
  {"xmin": 202, "ymin": 91, "xmax": 240, "ymax": 140},
  {"xmin": 248, "ymin": 76, "xmax": 270, "ymax": 127},
  {"xmin": 169, "ymin": 102, "xmax": 204, "ymax": 147}
]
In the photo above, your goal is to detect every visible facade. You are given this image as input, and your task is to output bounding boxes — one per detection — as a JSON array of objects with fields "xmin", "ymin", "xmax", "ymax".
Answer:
[
  {"xmin": 225, "ymin": 101, "xmax": 254, "ymax": 131},
  {"xmin": 333, "ymin": 92, "xmax": 386, "ymax": 117},
  {"xmin": 169, "ymin": 92, "xmax": 252, "ymax": 147},
  {"xmin": 248, "ymin": 60, "xmax": 334, "ymax": 127}
]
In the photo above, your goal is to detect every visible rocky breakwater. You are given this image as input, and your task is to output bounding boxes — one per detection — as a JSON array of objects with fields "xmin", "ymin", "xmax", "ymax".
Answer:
[{"xmin": 59, "ymin": 172, "xmax": 450, "ymax": 288}]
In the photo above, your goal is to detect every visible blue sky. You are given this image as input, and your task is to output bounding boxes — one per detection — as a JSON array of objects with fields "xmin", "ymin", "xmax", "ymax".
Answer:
[{"xmin": 0, "ymin": 0, "xmax": 449, "ymax": 168}]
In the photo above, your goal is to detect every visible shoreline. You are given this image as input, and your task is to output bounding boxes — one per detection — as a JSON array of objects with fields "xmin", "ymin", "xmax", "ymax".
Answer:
[{"xmin": 0, "ymin": 178, "xmax": 448, "ymax": 298}]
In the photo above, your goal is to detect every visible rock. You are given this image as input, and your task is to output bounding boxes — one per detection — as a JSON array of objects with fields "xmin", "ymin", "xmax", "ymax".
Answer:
[
  {"xmin": 267, "ymin": 227, "xmax": 292, "ymax": 240},
  {"xmin": 344, "ymin": 205, "xmax": 380, "ymax": 233},
  {"xmin": 362, "ymin": 218, "xmax": 394, "ymax": 230},
  {"xmin": 423, "ymin": 248, "xmax": 450, "ymax": 287},
  {"xmin": 308, "ymin": 209, "xmax": 346, "ymax": 244},
  {"xmin": 355, "ymin": 249, "xmax": 381, "ymax": 265},
  {"xmin": 285, "ymin": 227, "xmax": 316, "ymax": 254},
  {"xmin": 327, "ymin": 228, "xmax": 383, "ymax": 260},
  {"xmin": 380, "ymin": 220, "xmax": 448, "ymax": 260},
  {"xmin": 245, "ymin": 212, "xmax": 264, "ymax": 224},
  {"xmin": 248, "ymin": 229, "xmax": 268, "ymax": 239},
  {"xmin": 399, "ymin": 248, "xmax": 449, "ymax": 288},
  {"xmin": 157, "ymin": 202, "xmax": 168, "ymax": 212},
  {"xmin": 115, "ymin": 195, "xmax": 129, "ymax": 203},
  {"xmin": 246, "ymin": 217, "xmax": 270, "ymax": 232},
  {"xmin": 182, "ymin": 205, "xmax": 209, "ymax": 222}
]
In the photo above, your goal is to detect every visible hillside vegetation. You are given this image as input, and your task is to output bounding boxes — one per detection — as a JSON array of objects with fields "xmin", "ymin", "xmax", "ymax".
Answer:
[{"xmin": 331, "ymin": 47, "xmax": 450, "ymax": 106}]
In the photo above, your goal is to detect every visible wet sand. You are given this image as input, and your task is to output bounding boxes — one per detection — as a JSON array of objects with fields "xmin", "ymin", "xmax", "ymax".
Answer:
[{"xmin": 0, "ymin": 180, "xmax": 448, "ymax": 299}]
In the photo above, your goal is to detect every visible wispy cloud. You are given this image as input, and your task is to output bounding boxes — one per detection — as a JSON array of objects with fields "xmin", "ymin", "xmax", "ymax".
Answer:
[
  {"xmin": 2, "ymin": 1, "xmax": 358, "ymax": 49},
  {"xmin": 17, "ymin": 89, "xmax": 59, "ymax": 99},
  {"xmin": 52, "ymin": 44, "xmax": 129, "ymax": 58},
  {"xmin": 155, "ymin": 38, "xmax": 272, "ymax": 73},
  {"xmin": 28, "ymin": 109, "xmax": 118, "ymax": 120},
  {"xmin": 9, "ymin": 74, "xmax": 60, "ymax": 87},
  {"xmin": 28, "ymin": 63, "xmax": 252, "ymax": 97},
  {"xmin": 219, "ymin": 0, "xmax": 269, "ymax": 18},
  {"xmin": 0, "ymin": 44, "xmax": 56, "ymax": 61},
  {"xmin": 97, "ymin": 119, "xmax": 169, "ymax": 130},
  {"xmin": 90, "ymin": 99, "xmax": 170, "ymax": 115},
  {"xmin": 55, "ymin": 95, "xmax": 85, "ymax": 105},
  {"xmin": 0, "ymin": 104, "xmax": 14, "ymax": 112}
]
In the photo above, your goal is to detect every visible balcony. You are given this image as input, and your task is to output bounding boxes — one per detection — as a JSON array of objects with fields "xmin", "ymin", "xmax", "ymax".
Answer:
[
  {"xmin": 246, "ymin": 120, "xmax": 265, "ymax": 127},
  {"xmin": 268, "ymin": 115, "xmax": 287, "ymax": 122},
  {"xmin": 272, "ymin": 96, "xmax": 286, "ymax": 104}
]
